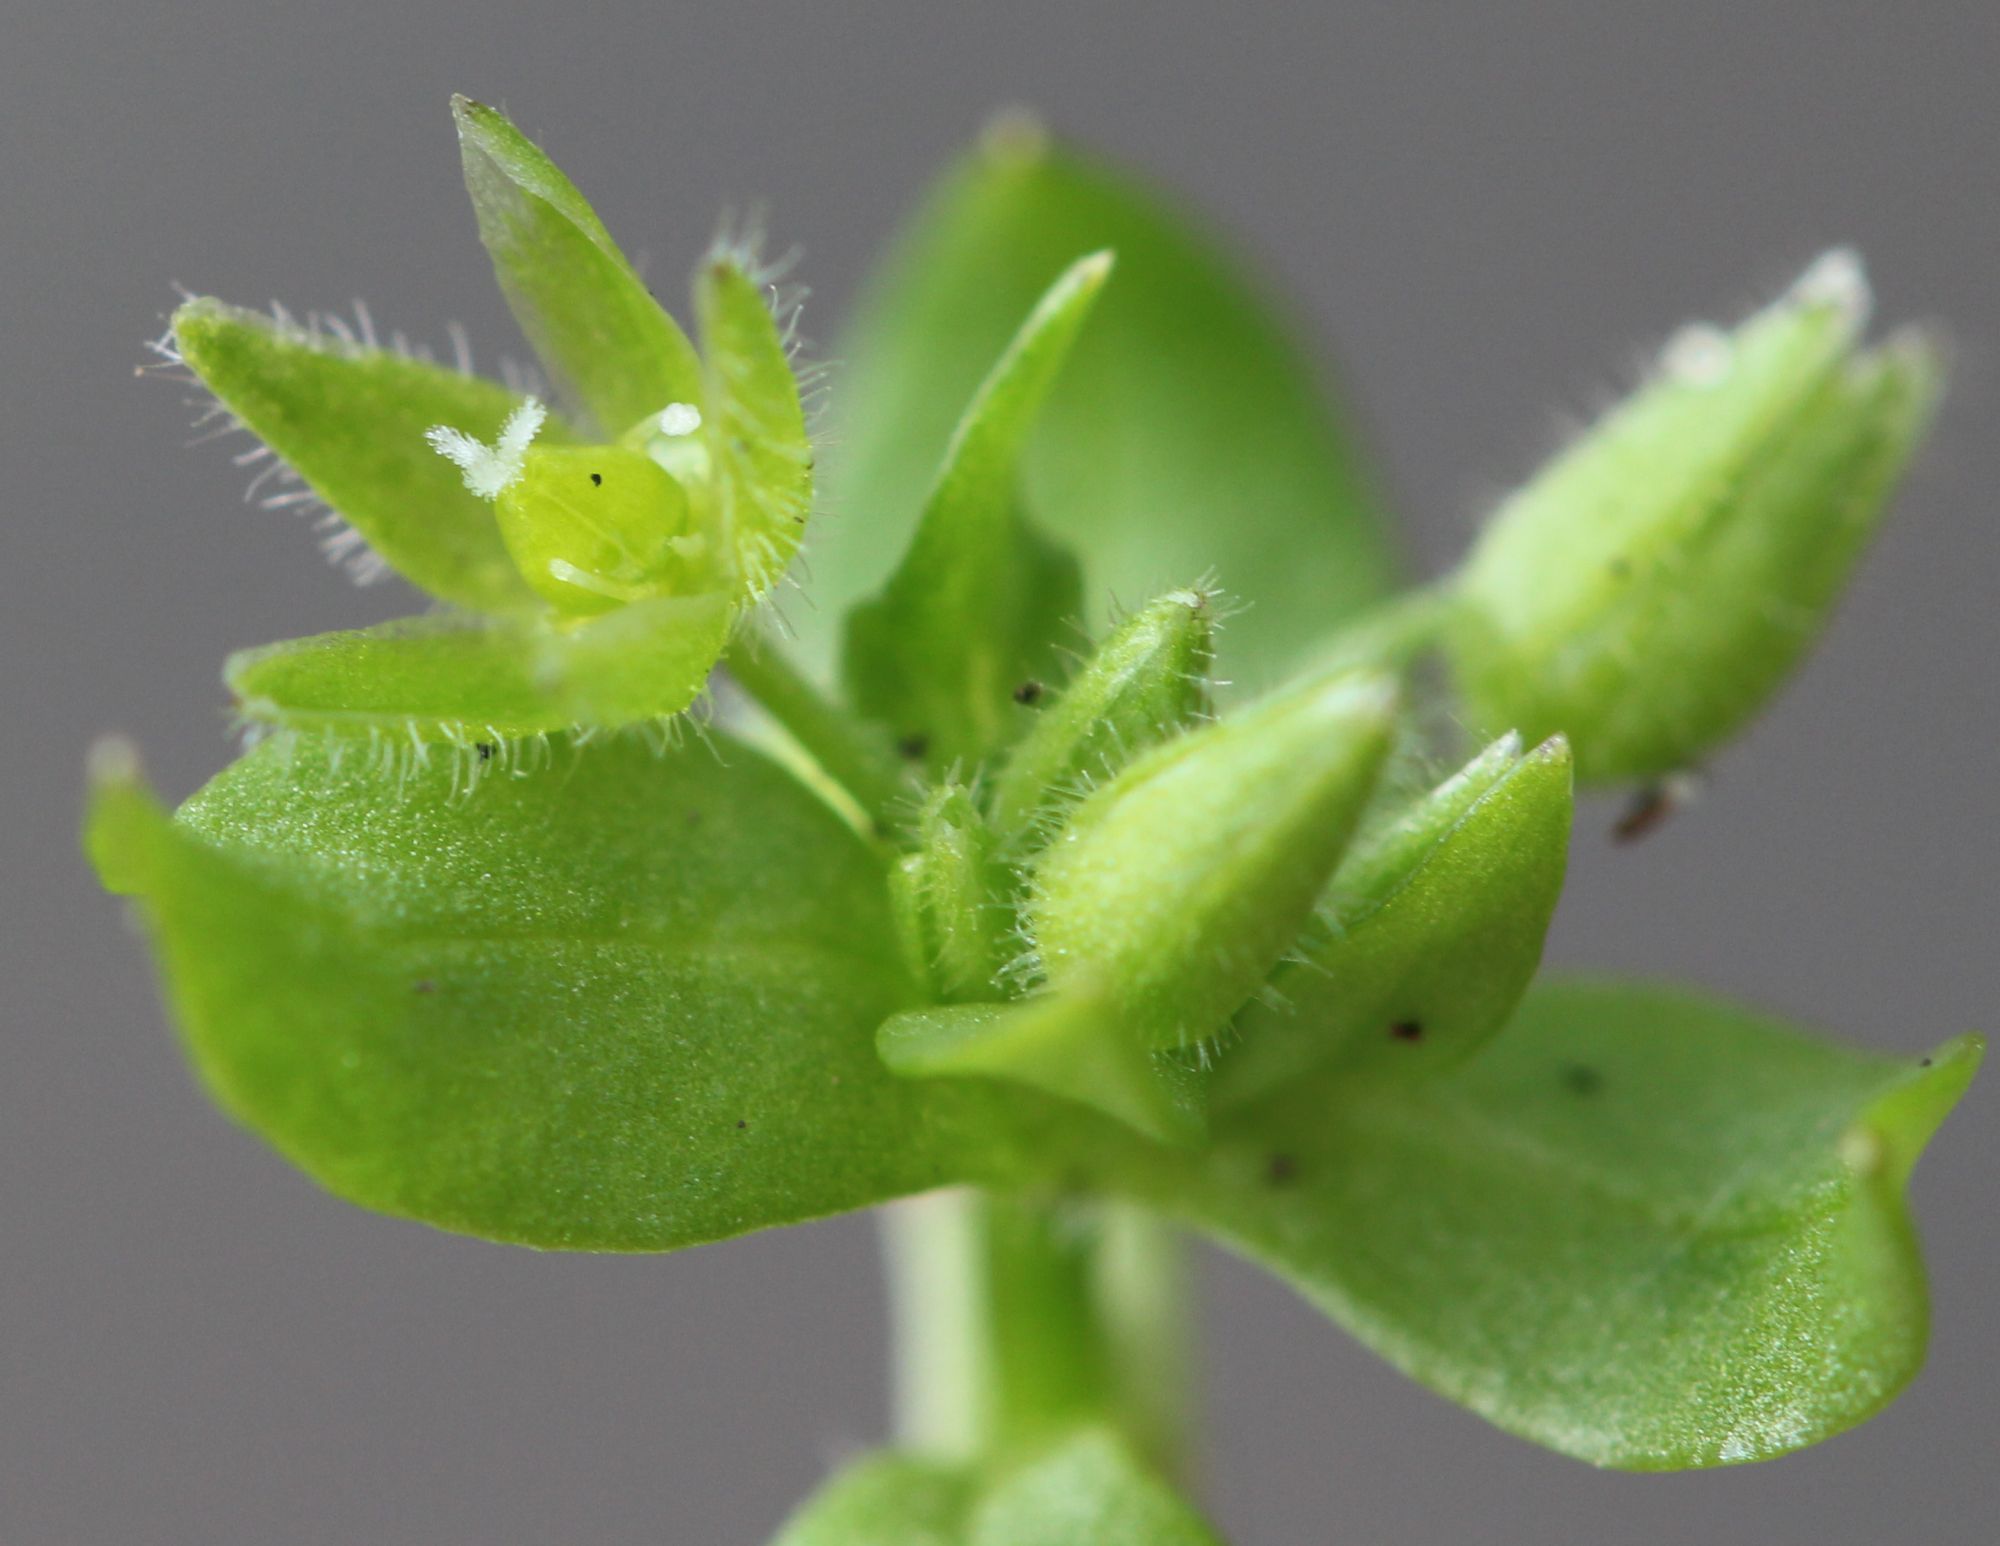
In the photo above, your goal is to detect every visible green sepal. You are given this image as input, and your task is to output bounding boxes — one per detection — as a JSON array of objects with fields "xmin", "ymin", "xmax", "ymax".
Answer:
[
  {"xmin": 1026, "ymin": 670, "xmax": 1396, "ymax": 1049},
  {"xmin": 84, "ymin": 731, "xmax": 1034, "ymax": 1250},
  {"xmin": 988, "ymin": 586, "xmax": 1217, "ymax": 837},
  {"xmin": 171, "ymin": 296, "xmax": 563, "ymax": 614},
  {"xmin": 223, "ymin": 594, "xmax": 732, "ymax": 741},
  {"xmin": 772, "ymin": 1429, "xmax": 1223, "ymax": 1546},
  {"xmin": 453, "ymin": 95, "xmax": 703, "ymax": 435},
  {"xmin": 691, "ymin": 253, "xmax": 815, "ymax": 598},
  {"xmin": 811, "ymin": 123, "xmax": 1398, "ymax": 689},
  {"xmin": 889, "ymin": 787, "xmax": 1015, "ymax": 1003},
  {"xmin": 1167, "ymin": 979, "xmax": 1982, "ymax": 1469},
  {"xmin": 1218, "ymin": 732, "xmax": 1574, "ymax": 1105},
  {"xmin": 1450, "ymin": 253, "xmax": 1943, "ymax": 783},
  {"xmin": 842, "ymin": 254, "xmax": 1107, "ymax": 772},
  {"xmin": 878, "ymin": 999, "xmax": 1207, "ymax": 1148}
]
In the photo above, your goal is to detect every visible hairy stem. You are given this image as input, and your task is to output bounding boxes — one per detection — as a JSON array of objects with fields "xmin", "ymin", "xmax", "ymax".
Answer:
[
  {"xmin": 1305, "ymin": 580, "xmax": 1461, "ymax": 676},
  {"xmin": 722, "ymin": 631, "xmax": 907, "ymax": 829},
  {"xmin": 881, "ymin": 1189, "xmax": 1192, "ymax": 1478}
]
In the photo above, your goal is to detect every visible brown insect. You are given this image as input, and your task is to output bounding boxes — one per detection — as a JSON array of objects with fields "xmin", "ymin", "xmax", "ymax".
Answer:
[{"xmin": 1611, "ymin": 771, "xmax": 1704, "ymax": 844}]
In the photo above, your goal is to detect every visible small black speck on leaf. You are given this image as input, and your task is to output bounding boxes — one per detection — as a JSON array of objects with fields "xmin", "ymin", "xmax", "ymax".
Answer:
[
  {"xmin": 1013, "ymin": 680, "xmax": 1045, "ymax": 705},
  {"xmin": 736, "ymin": 1119, "xmax": 747, "ymax": 1130},
  {"xmin": 1390, "ymin": 1020, "xmax": 1424, "ymax": 1042},
  {"xmin": 590, "ymin": 471, "xmax": 603, "ymax": 487},
  {"xmin": 475, "ymin": 742, "xmax": 495, "ymax": 762},
  {"xmin": 1561, "ymin": 1063, "xmax": 1604, "ymax": 1095},
  {"xmin": 1920, "ymin": 1056, "xmax": 1934, "ymax": 1067},
  {"xmin": 898, "ymin": 734, "xmax": 930, "ymax": 761}
]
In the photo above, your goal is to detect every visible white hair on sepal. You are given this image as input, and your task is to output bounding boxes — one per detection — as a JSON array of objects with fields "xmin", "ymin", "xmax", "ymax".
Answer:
[
  {"xmin": 425, "ymin": 396, "xmax": 546, "ymax": 499},
  {"xmin": 497, "ymin": 354, "xmax": 548, "ymax": 398}
]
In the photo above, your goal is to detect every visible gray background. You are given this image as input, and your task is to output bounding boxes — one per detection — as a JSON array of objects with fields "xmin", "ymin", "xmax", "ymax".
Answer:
[{"xmin": 4, "ymin": 2, "xmax": 1993, "ymax": 1541}]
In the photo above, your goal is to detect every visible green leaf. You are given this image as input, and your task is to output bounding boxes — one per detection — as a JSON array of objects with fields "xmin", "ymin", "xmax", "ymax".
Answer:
[
  {"xmin": 842, "ymin": 255, "xmax": 1106, "ymax": 771},
  {"xmin": 812, "ymin": 122, "xmax": 1398, "ymax": 690},
  {"xmin": 772, "ymin": 1454, "xmax": 971, "ymax": 1546},
  {"xmin": 454, "ymin": 96, "xmax": 703, "ymax": 435},
  {"xmin": 772, "ymin": 1431, "xmax": 1223, "ymax": 1546},
  {"xmin": 86, "ymin": 732, "xmax": 1037, "ymax": 1250},
  {"xmin": 171, "ymin": 297, "xmax": 559, "ymax": 614},
  {"xmin": 1166, "ymin": 979, "xmax": 1981, "ymax": 1468},
  {"xmin": 223, "ymin": 595, "xmax": 733, "ymax": 742},
  {"xmin": 1217, "ymin": 732, "xmax": 1573, "ymax": 1105},
  {"xmin": 878, "ymin": 1000, "xmax": 1208, "ymax": 1149},
  {"xmin": 969, "ymin": 1429, "xmax": 1223, "ymax": 1546}
]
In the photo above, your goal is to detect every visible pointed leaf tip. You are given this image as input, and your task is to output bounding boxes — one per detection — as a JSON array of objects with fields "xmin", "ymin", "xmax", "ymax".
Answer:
[{"xmin": 455, "ymin": 98, "xmax": 703, "ymax": 435}]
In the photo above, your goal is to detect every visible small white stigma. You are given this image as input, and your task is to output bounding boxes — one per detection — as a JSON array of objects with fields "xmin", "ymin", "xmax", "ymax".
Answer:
[
  {"xmin": 1791, "ymin": 247, "xmax": 1872, "ymax": 323},
  {"xmin": 657, "ymin": 402, "xmax": 703, "ymax": 436},
  {"xmin": 425, "ymin": 396, "xmax": 546, "ymax": 499}
]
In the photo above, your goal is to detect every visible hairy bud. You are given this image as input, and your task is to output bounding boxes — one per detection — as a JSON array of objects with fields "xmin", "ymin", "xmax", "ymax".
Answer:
[
  {"xmin": 1026, "ymin": 670, "xmax": 1397, "ymax": 1048},
  {"xmin": 1448, "ymin": 250, "xmax": 1942, "ymax": 783}
]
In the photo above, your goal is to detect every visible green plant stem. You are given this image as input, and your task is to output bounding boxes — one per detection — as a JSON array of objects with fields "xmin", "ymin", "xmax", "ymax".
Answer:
[
  {"xmin": 723, "ymin": 631, "xmax": 907, "ymax": 829},
  {"xmin": 1304, "ymin": 580, "xmax": 1460, "ymax": 676},
  {"xmin": 881, "ymin": 1189, "xmax": 1192, "ymax": 1479}
]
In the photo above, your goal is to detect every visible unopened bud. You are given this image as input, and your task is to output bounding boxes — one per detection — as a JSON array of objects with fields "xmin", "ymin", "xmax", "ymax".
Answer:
[
  {"xmin": 1219, "ymin": 733, "xmax": 1572, "ymax": 1104},
  {"xmin": 888, "ymin": 786, "xmax": 1013, "ymax": 1003},
  {"xmin": 988, "ymin": 587, "xmax": 1217, "ymax": 835},
  {"xmin": 1448, "ymin": 251, "xmax": 1943, "ymax": 783},
  {"xmin": 1026, "ymin": 670, "xmax": 1397, "ymax": 1048}
]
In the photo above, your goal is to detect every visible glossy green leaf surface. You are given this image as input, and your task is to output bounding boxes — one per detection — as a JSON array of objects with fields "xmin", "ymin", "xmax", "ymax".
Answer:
[
  {"xmin": 224, "ymin": 595, "xmax": 732, "ymax": 741},
  {"xmin": 813, "ymin": 125, "xmax": 1398, "ymax": 690},
  {"xmin": 773, "ymin": 1430, "xmax": 1223, "ymax": 1546},
  {"xmin": 88, "ymin": 732, "xmax": 1027, "ymax": 1250},
  {"xmin": 172, "ymin": 297, "xmax": 558, "ymax": 614},
  {"xmin": 1168, "ymin": 979, "xmax": 1980, "ymax": 1468},
  {"xmin": 842, "ymin": 256, "xmax": 1106, "ymax": 771},
  {"xmin": 454, "ymin": 96, "xmax": 703, "ymax": 435}
]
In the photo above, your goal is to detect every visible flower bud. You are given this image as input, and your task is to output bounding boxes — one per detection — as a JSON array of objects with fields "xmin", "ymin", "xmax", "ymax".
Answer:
[
  {"xmin": 1026, "ymin": 670, "xmax": 1397, "ymax": 1048},
  {"xmin": 988, "ymin": 587, "xmax": 1218, "ymax": 835},
  {"xmin": 1218, "ymin": 732, "xmax": 1572, "ymax": 1105},
  {"xmin": 889, "ymin": 786, "xmax": 1013, "ymax": 1003},
  {"xmin": 1447, "ymin": 251, "xmax": 1943, "ymax": 783}
]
